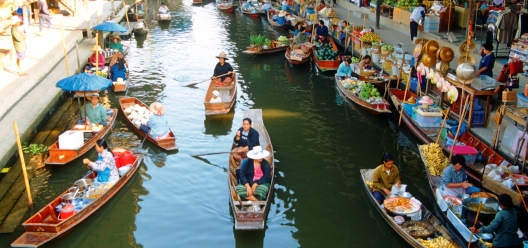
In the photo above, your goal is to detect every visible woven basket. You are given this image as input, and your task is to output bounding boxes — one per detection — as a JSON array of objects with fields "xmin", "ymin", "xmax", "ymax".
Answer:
[{"xmin": 360, "ymin": 70, "xmax": 375, "ymax": 77}]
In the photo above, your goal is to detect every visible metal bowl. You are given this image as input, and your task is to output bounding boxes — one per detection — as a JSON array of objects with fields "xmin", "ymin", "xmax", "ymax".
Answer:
[
  {"xmin": 401, "ymin": 192, "xmax": 413, "ymax": 198},
  {"xmin": 477, "ymin": 233, "xmax": 493, "ymax": 241}
]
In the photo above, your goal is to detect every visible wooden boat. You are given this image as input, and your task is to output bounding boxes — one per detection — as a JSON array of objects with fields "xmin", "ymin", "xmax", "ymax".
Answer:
[
  {"xmin": 239, "ymin": 0, "xmax": 264, "ymax": 18},
  {"xmin": 228, "ymin": 109, "xmax": 274, "ymax": 230},
  {"xmin": 118, "ymin": 97, "xmax": 178, "ymax": 151},
  {"xmin": 12, "ymin": 151, "xmax": 144, "ymax": 247},
  {"xmin": 44, "ymin": 109, "xmax": 118, "ymax": 165},
  {"xmin": 285, "ymin": 46, "xmax": 311, "ymax": 65},
  {"xmin": 313, "ymin": 38, "xmax": 341, "ymax": 71},
  {"xmin": 360, "ymin": 168, "xmax": 462, "ymax": 248},
  {"xmin": 217, "ymin": 2, "xmax": 236, "ymax": 12},
  {"xmin": 334, "ymin": 75, "xmax": 391, "ymax": 114},
  {"xmin": 242, "ymin": 42, "xmax": 288, "ymax": 55},
  {"xmin": 111, "ymin": 79, "xmax": 129, "ymax": 93},
  {"xmin": 133, "ymin": 21, "xmax": 148, "ymax": 36},
  {"xmin": 192, "ymin": 0, "xmax": 203, "ymax": 4},
  {"xmin": 203, "ymin": 73, "xmax": 237, "ymax": 116},
  {"xmin": 156, "ymin": 13, "xmax": 171, "ymax": 21}
]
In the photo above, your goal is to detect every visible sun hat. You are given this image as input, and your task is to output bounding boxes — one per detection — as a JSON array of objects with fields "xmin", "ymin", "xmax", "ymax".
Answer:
[
  {"xmin": 149, "ymin": 102, "xmax": 165, "ymax": 115},
  {"xmin": 247, "ymin": 146, "xmax": 270, "ymax": 160},
  {"xmin": 91, "ymin": 45, "xmax": 103, "ymax": 52},
  {"xmin": 11, "ymin": 16, "xmax": 21, "ymax": 25},
  {"xmin": 418, "ymin": 95, "xmax": 433, "ymax": 105},
  {"xmin": 216, "ymin": 52, "xmax": 229, "ymax": 60},
  {"xmin": 212, "ymin": 90, "xmax": 220, "ymax": 97},
  {"xmin": 115, "ymin": 78, "xmax": 125, "ymax": 84},
  {"xmin": 91, "ymin": 93, "xmax": 100, "ymax": 98},
  {"xmin": 278, "ymin": 10, "xmax": 287, "ymax": 17},
  {"xmin": 111, "ymin": 33, "xmax": 122, "ymax": 41}
]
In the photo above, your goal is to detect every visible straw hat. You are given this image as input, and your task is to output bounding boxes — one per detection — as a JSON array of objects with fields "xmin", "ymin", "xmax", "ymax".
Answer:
[
  {"xmin": 424, "ymin": 40, "xmax": 439, "ymax": 56},
  {"xmin": 149, "ymin": 102, "xmax": 165, "ymax": 115},
  {"xmin": 438, "ymin": 61, "xmax": 450, "ymax": 75},
  {"xmin": 278, "ymin": 10, "xmax": 287, "ymax": 17},
  {"xmin": 92, "ymin": 93, "xmax": 100, "ymax": 98},
  {"xmin": 212, "ymin": 90, "xmax": 220, "ymax": 97},
  {"xmin": 216, "ymin": 52, "xmax": 229, "ymax": 60},
  {"xmin": 91, "ymin": 45, "xmax": 103, "ymax": 52},
  {"xmin": 413, "ymin": 43, "xmax": 423, "ymax": 58},
  {"xmin": 421, "ymin": 53, "xmax": 436, "ymax": 68},
  {"xmin": 439, "ymin": 47, "xmax": 454, "ymax": 63},
  {"xmin": 246, "ymin": 146, "xmax": 270, "ymax": 160},
  {"xmin": 11, "ymin": 16, "xmax": 21, "ymax": 25},
  {"xmin": 459, "ymin": 40, "xmax": 476, "ymax": 54},
  {"xmin": 414, "ymin": 38, "xmax": 428, "ymax": 45},
  {"xmin": 111, "ymin": 33, "xmax": 122, "ymax": 41}
]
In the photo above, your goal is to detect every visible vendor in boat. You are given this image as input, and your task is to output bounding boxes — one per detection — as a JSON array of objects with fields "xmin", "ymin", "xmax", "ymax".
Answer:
[
  {"xmin": 110, "ymin": 57, "xmax": 127, "ymax": 82},
  {"xmin": 371, "ymin": 153, "xmax": 401, "ymax": 204},
  {"xmin": 109, "ymin": 33, "xmax": 123, "ymax": 53},
  {"xmin": 337, "ymin": 58, "xmax": 352, "ymax": 79},
  {"xmin": 315, "ymin": 20, "xmax": 329, "ymax": 43},
  {"xmin": 232, "ymin": 117, "xmax": 260, "ymax": 163},
  {"xmin": 148, "ymin": 102, "xmax": 171, "ymax": 140},
  {"xmin": 83, "ymin": 139, "xmax": 119, "ymax": 183},
  {"xmin": 82, "ymin": 93, "xmax": 110, "ymax": 126},
  {"xmin": 293, "ymin": 22, "xmax": 303, "ymax": 36},
  {"xmin": 210, "ymin": 90, "xmax": 222, "ymax": 103},
  {"xmin": 261, "ymin": 0, "xmax": 272, "ymax": 12},
  {"xmin": 235, "ymin": 146, "xmax": 271, "ymax": 201},
  {"xmin": 339, "ymin": 21, "xmax": 349, "ymax": 44},
  {"xmin": 439, "ymin": 155, "xmax": 480, "ymax": 196},
  {"xmin": 211, "ymin": 52, "xmax": 234, "ymax": 87},
  {"xmin": 130, "ymin": 0, "xmax": 144, "ymax": 13},
  {"xmin": 470, "ymin": 194, "xmax": 520, "ymax": 248},
  {"xmin": 294, "ymin": 27, "xmax": 309, "ymax": 44},
  {"xmin": 358, "ymin": 55, "xmax": 374, "ymax": 70},
  {"xmin": 159, "ymin": 2, "xmax": 169, "ymax": 14},
  {"xmin": 87, "ymin": 45, "xmax": 106, "ymax": 71}
]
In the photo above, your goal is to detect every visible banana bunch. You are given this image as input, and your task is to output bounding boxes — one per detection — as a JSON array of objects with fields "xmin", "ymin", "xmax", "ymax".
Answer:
[
  {"xmin": 417, "ymin": 236, "xmax": 457, "ymax": 248},
  {"xmin": 366, "ymin": 180, "xmax": 373, "ymax": 188},
  {"xmin": 420, "ymin": 143, "xmax": 449, "ymax": 176},
  {"xmin": 479, "ymin": 238, "xmax": 492, "ymax": 248},
  {"xmin": 360, "ymin": 32, "xmax": 381, "ymax": 43}
]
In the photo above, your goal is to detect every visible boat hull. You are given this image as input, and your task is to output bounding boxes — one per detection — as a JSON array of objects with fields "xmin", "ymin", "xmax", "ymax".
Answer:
[
  {"xmin": 313, "ymin": 38, "xmax": 340, "ymax": 71},
  {"xmin": 242, "ymin": 45, "xmax": 288, "ymax": 55},
  {"xmin": 203, "ymin": 73, "xmax": 237, "ymax": 116},
  {"xmin": 335, "ymin": 75, "xmax": 391, "ymax": 114},
  {"xmin": 285, "ymin": 47, "xmax": 311, "ymax": 65}
]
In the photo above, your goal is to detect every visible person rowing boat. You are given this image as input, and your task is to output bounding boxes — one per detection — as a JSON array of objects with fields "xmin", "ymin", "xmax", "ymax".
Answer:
[
  {"xmin": 231, "ymin": 117, "xmax": 259, "ymax": 163},
  {"xmin": 211, "ymin": 52, "xmax": 233, "ymax": 87}
]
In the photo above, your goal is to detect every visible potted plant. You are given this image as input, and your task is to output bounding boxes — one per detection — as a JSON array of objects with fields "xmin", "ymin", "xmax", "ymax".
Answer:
[{"xmin": 22, "ymin": 143, "xmax": 49, "ymax": 169}]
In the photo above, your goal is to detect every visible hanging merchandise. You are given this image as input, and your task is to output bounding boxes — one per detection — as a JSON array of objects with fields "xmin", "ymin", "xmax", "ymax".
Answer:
[
  {"xmin": 496, "ymin": 64, "xmax": 509, "ymax": 82},
  {"xmin": 447, "ymin": 85, "xmax": 458, "ymax": 103},
  {"xmin": 496, "ymin": 10, "xmax": 518, "ymax": 44},
  {"xmin": 509, "ymin": 58, "xmax": 523, "ymax": 75}
]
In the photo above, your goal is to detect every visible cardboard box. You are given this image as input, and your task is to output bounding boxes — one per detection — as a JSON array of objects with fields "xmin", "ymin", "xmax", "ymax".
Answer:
[{"xmin": 58, "ymin": 131, "xmax": 84, "ymax": 150}]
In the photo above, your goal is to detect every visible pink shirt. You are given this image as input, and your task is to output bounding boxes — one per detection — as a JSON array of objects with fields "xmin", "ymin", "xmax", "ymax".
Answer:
[{"xmin": 253, "ymin": 165, "xmax": 263, "ymax": 182}]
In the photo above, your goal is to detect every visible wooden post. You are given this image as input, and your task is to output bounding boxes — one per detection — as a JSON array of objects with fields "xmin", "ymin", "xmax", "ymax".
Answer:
[
  {"xmin": 398, "ymin": 68, "xmax": 412, "ymax": 126},
  {"xmin": 124, "ymin": 2, "xmax": 130, "ymax": 31},
  {"xmin": 375, "ymin": 0, "xmax": 381, "ymax": 29},
  {"xmin": 95, "ymin": 32, "xmax": 99, "ymax": 72},
  {"xmin": 436, "ymin": 108, "xmax": 451, "ymax": 144},
  {"xmin": 60, "ymin": 16, "xmax": 70, "ymax": 76},
  {"xmin": 449, "ymin": 95, "xmax": 470, "ymax": 161},
  {"xmin": 13, "ymin": 121, "xmax": 33, "ymax": 207},
  {"xmin": 75, "ymin": 43, "xmax": 81, "ymax": 73}
]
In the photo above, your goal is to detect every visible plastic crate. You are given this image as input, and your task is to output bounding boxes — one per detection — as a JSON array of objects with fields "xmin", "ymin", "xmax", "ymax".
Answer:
[
  {"xmin": 467, "ymin": 109, "xmax": 485, "ymax": 126},
  {"xmin": 415, "ymin": 107, "xmax": 443, "ymax": 127},
  {"xmin": 447, "ymin": 146, "xmax": 478, "ymax": 165},
  {"xmin": 518, "ymin": 93, "xmax": 528, "ymax": 108},
  {"xmin": 471, "ymin": 75, "xmax": 497, "ymax": 90}
]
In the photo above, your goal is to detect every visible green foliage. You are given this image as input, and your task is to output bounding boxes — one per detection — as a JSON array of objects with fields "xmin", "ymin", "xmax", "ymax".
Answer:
[
  {"xmin": 249, "ymin": 34, "xmax": 266, "ymax": 47},
  {"xmin": 22, "ymin": 143, "xmax": 49, "ymax": 157}
]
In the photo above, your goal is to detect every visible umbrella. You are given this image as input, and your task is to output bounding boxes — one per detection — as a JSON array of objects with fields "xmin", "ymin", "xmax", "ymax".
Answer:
[
  {"xmin": 56, "ymin": 73, "xmax": 112, "ymax": 91},
  {"xmin": 92, "ymin": 21, "xmax": 127, "ymax": 32}
]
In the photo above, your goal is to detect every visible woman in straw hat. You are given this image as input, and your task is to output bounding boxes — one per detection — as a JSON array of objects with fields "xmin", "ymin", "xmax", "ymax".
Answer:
[
  {"xmin": 232, "ymin": 117, "xmax": 260, "ymax": 162},
  {"xmin": 147, "ymin": 102, "xmax": 171, "ymax": 140},
  {"xmin": 235, "ymin": 146, "xmax": 271, "ymax": 201},
  {"xmin": 87, "ymin": 45, "xmax": 106, "ymax": 70},
  {"xmin": 211, "ymin": 52, "xmax": 234, "ymax": 87},
  {"xmin": 109, "ymin": 33, "xmax": 123, "ymax": 52}
]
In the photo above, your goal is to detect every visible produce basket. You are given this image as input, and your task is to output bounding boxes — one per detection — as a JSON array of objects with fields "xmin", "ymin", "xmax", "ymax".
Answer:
[
  {"xmin": 402, "ymin": 221, "xmax": 435, "ymax": 239},
  {"xmin": 360, "ymin": 69, "xmax": 376, "ymax": 77}
]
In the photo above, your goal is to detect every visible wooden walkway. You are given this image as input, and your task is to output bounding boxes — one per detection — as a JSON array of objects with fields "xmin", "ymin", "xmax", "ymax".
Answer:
[{"xmin": 0, "ymin": 99, "xmax": 79, "ymax": 233}]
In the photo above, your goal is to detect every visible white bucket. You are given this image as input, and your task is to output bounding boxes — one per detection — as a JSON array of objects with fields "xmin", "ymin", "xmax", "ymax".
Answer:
[
  {"xmin": 361, "ymin": 47, "xmax": 369, "ymax": 56},
  {"xmin": 372, "ymin": 53, "xmax": 380, "ymax": 63},
  {"xmin": 391, "ymin": 65, "xmax": 400, "ymax": 77}
]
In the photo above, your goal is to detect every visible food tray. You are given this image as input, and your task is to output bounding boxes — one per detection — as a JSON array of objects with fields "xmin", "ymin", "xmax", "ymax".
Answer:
[
  {"xmin": 443, "ymin": 196, "xmax": 462, "ymax": 207},
  {"xmin": 384, "ymin": 197, "xmax": 421, "ymax": 215},
  {"xmin": 402, "ymin": 221, "xmax": 436, "ymax": 239}
]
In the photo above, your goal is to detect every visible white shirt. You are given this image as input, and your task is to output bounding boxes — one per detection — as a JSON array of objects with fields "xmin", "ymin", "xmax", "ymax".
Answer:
[
  {"xmin": 210, "ymin": 96, "xmax": 222, "ymax": 103},
  {"xmin": 159, "ymin": 6, "xmax": 169, "ymax": 14},
  {"xmin": 410, "ymin": 6, "xmax": 425, "ymax": 22}
]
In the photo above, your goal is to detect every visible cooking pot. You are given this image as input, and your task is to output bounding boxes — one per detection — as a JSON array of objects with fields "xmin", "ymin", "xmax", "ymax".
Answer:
[
  {"xmin": 75, "ymin": 179, "xmax": 94, "ymax": 191},
  {"xmin": 462, "ymin": 197, "xmax": 499, "ymax": 226}
]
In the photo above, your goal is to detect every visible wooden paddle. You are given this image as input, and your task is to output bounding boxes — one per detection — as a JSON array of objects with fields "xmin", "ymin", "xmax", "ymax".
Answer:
[
  {"xmin": 436, "ymin": 108, "xmax": 451, "ymax": 144},
  {"xmin": 468, "ymin": 203, "xmax": 482, "ymax": 247},
  {"xmin": 183, "ymin": 72, "xmax": 231, "ymax": 87},
  {"xmin": 135, "ymin": 128, "xmax": 150, "ymax": 154},
  {"xmin": 507, "ymin": 169, "xmax": 528, "ymax": 212},
  {"xmin": 191, "ymin": 151, "xmax": 237, "ymax": 157},
  {"xmin": 398, "ymin": 68, "xmax": 412, "ymax": 126}
]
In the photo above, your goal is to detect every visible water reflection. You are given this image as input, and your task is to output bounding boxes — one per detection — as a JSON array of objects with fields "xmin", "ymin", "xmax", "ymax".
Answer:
[{"xmin": 204, "ymin": 113, "xmax": 235, "ymax": 136}]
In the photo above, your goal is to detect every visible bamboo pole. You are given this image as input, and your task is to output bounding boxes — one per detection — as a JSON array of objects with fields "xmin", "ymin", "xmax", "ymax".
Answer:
[
  {"xmin": 436, "ymin": 108, "xmax": 451, "ymax": 144},
  {"xmin": 124, "ymin": 2, "xmax": 130, "ymax": 31},
  {"xmin": 95, "ymin": 32, "xmax": 99, "ymax": 72},
  {"xmin": 449, "ymin": 95, "xmax": 470, "ymax": 161},
  {"xmin": 507, "ymin": 169, "xmax": 528, "ymax": 212},
  {"xmin": 467, "ymin": 203, "xmax": 482, "ymax": 247},
  {"xmin": 75, "ymin": 43, "xmax": 81, "ymax": 73},
  {"xmin": 13, "ymin": 121, "xmax": 33, "ymax": 207},
  {"xmin": 60, "ymin": 17, "xmax": 70, "ymax": 76},
  {"xmin": 398, "ymin": 69, "xmax": 412, "ymax": 126}
]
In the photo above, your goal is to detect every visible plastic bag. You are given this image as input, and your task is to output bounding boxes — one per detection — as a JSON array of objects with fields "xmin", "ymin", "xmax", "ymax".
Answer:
[
  {"xmin": 502, "ymin": 178, "xmax": 514, "ymax": 188},
  {"xmin": 484, "ymin": 164, "xmax": 497, "ymax": 174},
  {"xmin": 509, "ymin": 165, "xmax": 520, "ymax": 174}
]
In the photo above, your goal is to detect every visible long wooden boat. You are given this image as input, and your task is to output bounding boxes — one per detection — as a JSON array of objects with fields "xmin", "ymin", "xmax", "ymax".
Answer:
[
  {"xmin": 118, "ymin": 97, "xmax": 178, "ymax": 151},
  {"xmin": 313, "ymin": 38, "xmax": 341, "ymax": 71},
  {"xmin": 285, "ymin": 46, "xmax": 311, "ymax": 65},
  {"xmin": 218, "ymin": 2, "xmax": 236, "ymax": 12},
  {"xmin": 44, "ymin": 109, "xmax": 118, "ymax": 165},
  {"xmin": 133, "ymin": 21, "xmax": 148, "ymax": 36},
  {"xmin": 239, "ymin": 0, "xmax": 264, "ymax": 18},
  {"xmin": 360, "ymin": 168, "xmax": 462, "ymax": 248},
  {"xmin": 12, "ymin": 151, "xmax": 144, "ymax": 247},
  {"xmin": 192, "ymin": 0, "xmax": 203, "ymax": 4},
  {"xmin": 334, "ymin": 75, "xmax": 391, "ymax": 114},
  {"xmin": 228, "ymin": 109, "xmax": 274, "ymax": 230},
  {"xmin": 242, "ymin": 43, "xmax": 288, "ymax": 55},
  {"xmin": 203, "ymin": 72, "xmax": 237, "ymax": 116},
  {"xmin": 156, "ymin": 13, "xmax": 171, "ymax": 21}
]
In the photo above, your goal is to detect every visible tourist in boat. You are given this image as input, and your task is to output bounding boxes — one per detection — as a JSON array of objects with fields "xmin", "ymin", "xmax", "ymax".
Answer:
[
  {"xmin": 211, "ymin": 52, "xmax": 233, "ymax": 87},
  {"xmin": 337, "ymin": 58, "xmax": 352, "ymax": 78},
  {"xmin": 358, "ymin": 55, "xmax": 373, "ymax": 70},
  {"xmin": 294, "ymin": 27, "xmax": 309, "ymax": 44},
  {"xmin": 83, "ymin": 139, "xmax": 119, "ymax": 183},
  {"xmin": 261, "ymin": 0, "xmax": 272, "ymax": 12},
  {"xmin": 148, "ymin": 102, "xmax": 171, "ymax": 140},
  {"xmin": 315, "ymin": 20, "xmax": 329, "ymax": 43},
  {"xmin": 210, "ymin": 90, "xmax": 222, "ymax": 103},
  {"xmin": 476, "ymin": 43, "xmax": 495, "ymax": 77},
  {"xmin": 159, "ymin": 2, "xmax": 169, "ymax": 14},
  {"xmin": 87, "ymin": 45, "xmax": 106, "ymax": 71},
  {"xmin": 109, "ymin": 33, "xmax": 123, "ymax": 53},
  {"xmin": 439, "ymin": 155, "xmax": 479, "ymax": 196},
  {"xmin": 470, "ymin": 194, "xmax": 520, "ymax": 248},
  {"xmin": 371, "ymin": 153, "xmax": 401, "ymax": 204},
  {"xmin": 235, "ymin": 146, "xmax": 271, "ymax": 201},
  {"xmin": 110, "ymin": 57, "xmax": 127, "ymax": 82},
  {"xmin": 231, "ymin": 117, "xmax": 260, "ymax": 162},
  {"xmin": 82, "ymin": 93, "xmax": 109, "ymax": 126}
]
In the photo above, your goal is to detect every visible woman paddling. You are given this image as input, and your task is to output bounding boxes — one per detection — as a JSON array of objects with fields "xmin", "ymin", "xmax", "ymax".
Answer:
[
  {"xmin": 82, "ymin": 139, "xmax": 119, "ymax": 183},
  {"xmin": 211, "ymin": 52, "xmax": 233, "ymax": 87}
]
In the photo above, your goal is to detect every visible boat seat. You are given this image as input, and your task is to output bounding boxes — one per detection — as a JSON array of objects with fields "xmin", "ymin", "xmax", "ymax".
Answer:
[{"xmin": 213, "ymin": 86, "xmax": 233, "ymax": 91}]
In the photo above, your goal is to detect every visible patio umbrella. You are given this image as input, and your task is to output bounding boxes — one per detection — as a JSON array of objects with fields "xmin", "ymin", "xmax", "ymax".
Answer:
[{"xmin": 92, "ymin": 21, "xmax": 128, "ymax": 32}]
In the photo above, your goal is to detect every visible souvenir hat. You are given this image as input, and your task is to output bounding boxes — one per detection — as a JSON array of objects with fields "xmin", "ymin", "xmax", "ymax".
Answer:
[
  {"xmin": 457, "ymin": 53, "xmax": 476, "ymax": 65},
  {"xmin": 459, "ymin": 40, "xmax": 476, "ymax": 54},
  {"xmin": 421, "ymin": 53, "xmax": 436, "ymax": 68},
  {"xmin": 413, "ymin": 43, "xmax": 423, "ymax": 58},
  {"xmin": 149, "ymin": 102, "xmax": 165, "ymax": 115},
  {"xmin": 212, "ymin": 90, "xmax": 220, "ymax": 97},
  {"xmin": 11, "ymin": 16, "xmax": 21, "ymax": 24},
  {"xmin": 216, "ymin": 52, "xmax": 229, "ymax": 60},
  {"xmin": 424, "ymin": 40, "xmax": 439, "ymax": 56},
  {"xmin": 247, "ymin": 146, "xmax": 270, "ymax": 160},
  {"xmin": 278, "ymin": 10, "xmax": 287, "ymax": 17},
  {"xmin": 418, "ymin": 95, "xmax": 434, "ymax": 105},
  {"xmin": 439, "ymin": 47, "xmax": 454, "ymax": 63},
  {"xmin": 414, "ymin": 38, "xmax": 428, "ymax": 45},
  {"xmin": 91, "ymin": 45, "xmax": 103, "ymax": 52},
  {"xmin": 111, "ymin": 33, "xmax": 122, "ymax": 41}
]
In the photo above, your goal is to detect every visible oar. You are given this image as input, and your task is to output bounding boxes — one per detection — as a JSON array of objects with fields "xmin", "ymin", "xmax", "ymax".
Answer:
[
  {"xmin": 468, "ymin": 203, "xmax": 482, "ymax": 247},
  {"xmin": 135, "ymin": 128, "xmax": 151, "ymax": 154},
  {"xmin": 191, "ymin": 151, "xmax": 237, "ymax": 157},
  {"xmin": 183, "ymin": 72, "xmax": 231, "ymax": 87},
  {"xmin": 436, "ymin": 108, "xmax": 451, "ymax": 144},
  {"xmin": 507, "ymin": 169, "xmax": 528, "ymax": 212},
  {"xmin": 398, "ymin": 68, "xmax": 412, "ymax": 126},
  {"xmin": 449, "ymin": 95, "xmax": 470, "ymax": 161}
]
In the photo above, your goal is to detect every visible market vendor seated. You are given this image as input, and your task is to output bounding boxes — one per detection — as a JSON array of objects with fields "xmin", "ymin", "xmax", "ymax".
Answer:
[
  {"xmin": 358, "ymin": 55, "xmax": 373, "ymax": 70},
  {"xmin": 211, "ymin": 52, "xmax": 234, "ymax": 87},
  {"xmin": 86, "ymin": 45, "xmax": 106, "ymax": 71},
  {"xmin": 439, "ymin": 155, "xmax": 480, "ymax": 196},
  {"xmin": 315, "ymin": 20, "xmax": 329, "ymax": 43},
  {"xmin": 294, "ymin": 27, "xmax": 309, "ymax": 44},
  {"xmin": 339, "ymin": 21, "xmax": 349, "ymax": 44},
  {"xmin": 148, "ymin": 102, "xmax": 171, "ymax": 140},
  {"xmin": 81, "ymin": 93, "xmax": 110, "ymax": 126},
  {"xmin": 235, "ymin": 146, "xmax": 271, "ymax": 201},
  {"xmin": 110, "ymin": 57, "xmax": 127, "ymax": 82},
  {"xmin": 337, "ymin": 58, "xmax": 353, "ymax": 79},
  {"xmin": 83, "ymin": 139, "xmax": 119, "ymax": 183},
  {"xmin": 372, "ymin": 153, "xmax": 402, "ymax": 204},
  {"xmin": 261, "ymin": 0, "xmax": 272, "ymax": 11},
  {"xmin": 231, "ymin": 117, "xmax": 260, "ymax": 163},
  {"xmin": 109, "ymin": 33, "xmax": 123, "ymax": 53}
]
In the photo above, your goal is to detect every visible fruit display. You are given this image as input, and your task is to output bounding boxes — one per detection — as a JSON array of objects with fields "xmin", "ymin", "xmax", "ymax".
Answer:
[
  {"xmin": 359, "ymin": 31, "xmax": 381, "ymax": 43},
  {"xmin": 351, "ymin": 57, "xmax": 360, "ymax": 63},
  {"xmin": 420, "ymin": 143, "xmax": 449, "ymax": 176},
  {"xmin": 395, "ymin": 0, "xmax": 419, "ymax": 9},
  {"xmin": 381, "ymin": 44, "xmax": 394, "ymax": 51},
  {"xmin": 383, "ymin": 0, "xmax": 397, "ymax": 6},
  {"xmin": 314, "ymin": 42, "xmax": 338, "ymax": 60},
  {"xmin": 417, "ymin": 236, "xmax": 457, "ymax": 248},
  {"xmin": 277, "ymin": 35, "xmax": 289, "ymax": 45}
]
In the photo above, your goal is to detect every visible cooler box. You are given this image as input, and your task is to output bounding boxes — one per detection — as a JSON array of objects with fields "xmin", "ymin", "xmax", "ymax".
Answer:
[
  {"xmin": 447, "ymin": 145, "xmax": 478, "ymax": 165},
  {"xmin": 415, "ymin": 107, "xmax": 443, "ymax": 127},
  {"xmin": 58, "ymin": 131, "xmax": 84, "ymax": 150}
]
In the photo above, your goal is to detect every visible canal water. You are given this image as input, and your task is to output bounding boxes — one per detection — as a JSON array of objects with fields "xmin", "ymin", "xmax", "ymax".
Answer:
[{"xmin": 2, "ymin": 1, "xmax": 436, "ymax": 247}]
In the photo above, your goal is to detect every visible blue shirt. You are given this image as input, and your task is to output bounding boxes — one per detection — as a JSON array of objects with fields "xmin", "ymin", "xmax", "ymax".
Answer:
[
  {"xmin": 479, "ymin": 51, "xmax": 495, "ymax": 77},
  {"xmin": 316, "ymin": 25, "xmax": 328, "ymax": 37},
  {"xmin": 277, "ymin": 16, "xmax": 286, "ymax": 25},
  {"xmin": 337, "ymin": 62, "xmax": 352, "ymax": 77},
  {"xmin": 441, "ymin": 165, "xmax": 467, "ymax": 186},
  {"xmin": 111, "ymin": 64, "xmax": 127, "ymax": 81},
  {"xmin": 147, "ymin": 114, "xmax": 170, "ymax": 138}
]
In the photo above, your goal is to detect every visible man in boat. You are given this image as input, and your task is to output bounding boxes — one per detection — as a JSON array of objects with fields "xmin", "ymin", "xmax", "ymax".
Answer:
[
  {"xmin": 159, "ymin": 2, "xmax": 169, "ymax": 14},
  {"xmin": 82, "ymin": 93, "xmax": 110, "ymax": 126},
  {"xmin": 294, "ymin": 27, "xmax": 309, "ymax": 44},
  {"xmin": 470, "ymin": 194, "xmax": 520, "ymax": 248},
  {"xmin": 147, "ymin": 102, "xmax": 171, "ymax": 140},
  {"xmin": 275, "ymin": 11, "xmax": 295, "ymax": 31},
  {"xmin": 438, "ymin": 155, "xmax": 480, "ymax": 196},
  {"xmin": 261, "ymin": 0, "xmax": 272, "ymax": 12},
  {"xmin": 211, "ymin": 52, "xmax": 233, "ymax": 87},
  {"xmin": 109, "ymin": 33, "xmax": 123, "ymax": 53},
  {"xmin": 371, "ymin": 153, "xmax": 402, "ymax": 204},
  {"xmin": 236, "ymin": 146, "xmax": 271, "ymax": 202},
  {"xmin": 210, "ymin": 90, "xmax": 222, "ymax": 103},
  {"xmin": 315, "ymin": 20, "xmax": 329, "ymax": 43},
  {"xmin": 337, "ymin": 58, "xmax": 352, "ymax": 79},
  {"xmin": 358, "ymin": 55, "xmax": 374, "ymax": 70},
  {"xmin": 232, "ymin": 118, "xmax": 260, "ymax": 163}
]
